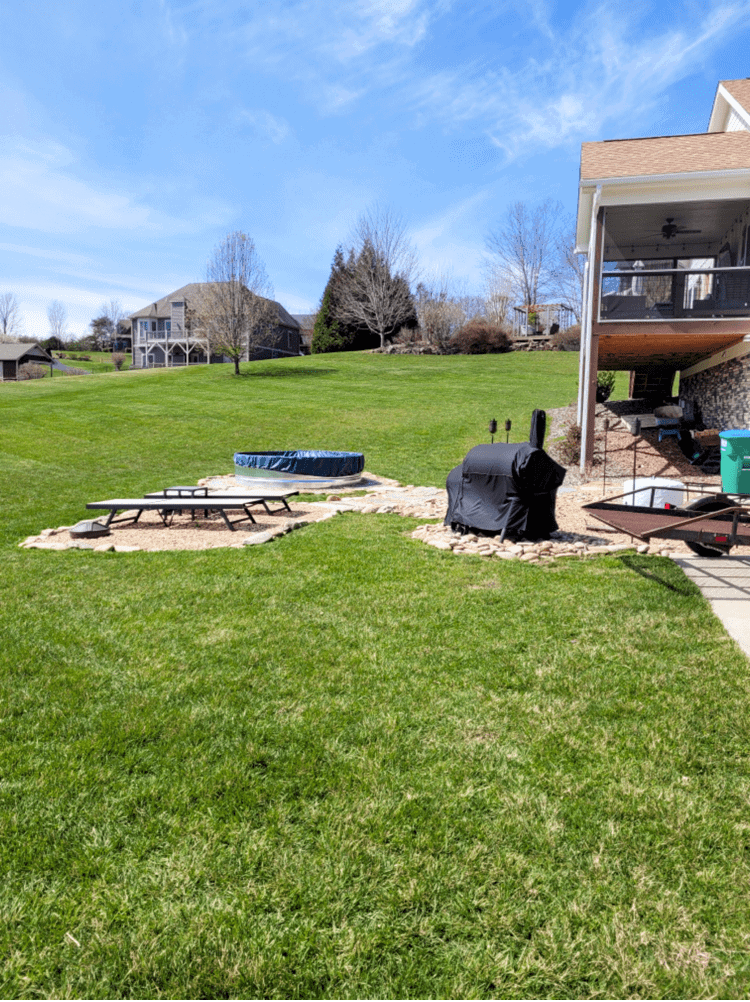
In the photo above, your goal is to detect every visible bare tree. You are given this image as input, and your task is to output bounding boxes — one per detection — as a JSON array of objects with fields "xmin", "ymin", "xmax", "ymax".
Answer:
[
  {"xmin": 97, "ymin": 299, "xmax": 127, "ymax": 348},
  {"xmin": 486, "ymin": 199, "xmax": 562, "ymax": 309},
  {"xmin": 482, "ymin": 264, "xmax": 514, "ymax": 328},
  {"xmin": 47, "ymin": 300, "xmax": 69, "ymax": 343},
  {"xmin": 337, "ymin": 206, "xmax": 419, "ymax": 349},
  {"xmin": 550, "ymin": 224, "xmax": 586, "ymax": 323},
  {"xmin": 414, "ymin": 275, "xmax": 482, "ymax": 351},
  {"xmin": 193, "ymin": 232, "xmax": 276, "ymax": 375},
  {"xmin": 0, "ymin": 292, "xmax": 23, "ymax": 341}
]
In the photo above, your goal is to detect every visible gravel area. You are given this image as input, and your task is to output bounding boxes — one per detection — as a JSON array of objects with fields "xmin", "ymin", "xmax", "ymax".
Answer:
[{"xmin": 19, "ymin": 449, "xmax": 749, "ymax": 562}]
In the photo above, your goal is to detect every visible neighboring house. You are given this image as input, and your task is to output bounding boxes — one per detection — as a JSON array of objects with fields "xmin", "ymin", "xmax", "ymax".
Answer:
[
  {"xmin": 291, "ymin": 313, "xmax": 316, "ymax": 354},
  {"xmin": 0, "ymin": 342, "xmax": 53, "ymax": 381},
  {"xmin": 111, "ymin": 321, "xmax": 132, "ymax": 353},
  {"xmin": 576, "ymin": 79, "xmax": 750, "ymax": 471},
  {"xmin": 129, "ymin": 283, "xmax": 301, "ymax": 369}
]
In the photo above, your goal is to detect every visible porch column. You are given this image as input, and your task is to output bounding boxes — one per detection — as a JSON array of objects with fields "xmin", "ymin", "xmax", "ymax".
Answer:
[
  {"xmin": 580, "ymin": 194, "xmax": 604, "ymax": 475},
  {"xmin": 577, "ymin": 256, "xmax": 590, "ymax": 425}
]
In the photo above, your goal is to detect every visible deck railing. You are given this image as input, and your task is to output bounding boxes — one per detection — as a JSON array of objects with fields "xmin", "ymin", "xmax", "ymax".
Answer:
[{"xmin": 599, "ymin": 265, "xmax": 750, "ymax": 321}]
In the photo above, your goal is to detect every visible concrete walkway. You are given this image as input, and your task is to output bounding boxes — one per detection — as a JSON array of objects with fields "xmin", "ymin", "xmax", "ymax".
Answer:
[{"xmin": 672, "ymin": 556, "xmax": 750, "ymax": 657}]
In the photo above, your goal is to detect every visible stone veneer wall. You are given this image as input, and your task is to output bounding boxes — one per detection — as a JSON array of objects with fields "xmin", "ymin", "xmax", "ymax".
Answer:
[{"xmin": 680, "ymin": 353, "xmax": 750, "ymax": 430}]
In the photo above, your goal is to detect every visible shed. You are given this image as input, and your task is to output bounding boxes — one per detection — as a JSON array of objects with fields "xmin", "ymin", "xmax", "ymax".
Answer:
[{"xmin": 0, "ymin": 342, "xmax": 54, "ymax": 381}]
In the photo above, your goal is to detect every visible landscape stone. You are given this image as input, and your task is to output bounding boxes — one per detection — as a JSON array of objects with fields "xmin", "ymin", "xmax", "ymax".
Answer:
[{"xmin": 243, "ymin": 532, "xmax": 274, "ymax": 545}]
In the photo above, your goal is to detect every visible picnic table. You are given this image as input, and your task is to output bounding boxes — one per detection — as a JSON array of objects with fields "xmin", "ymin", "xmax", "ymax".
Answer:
[{"xmin": 86, "ymin": 491, "xmax": 299, "ymax": 531}]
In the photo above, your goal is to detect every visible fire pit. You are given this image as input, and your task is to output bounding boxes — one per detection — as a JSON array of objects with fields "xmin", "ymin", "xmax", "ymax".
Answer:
[{"xmin": 69, "ymin": 519, "xmax": 111, "ymax": 539}]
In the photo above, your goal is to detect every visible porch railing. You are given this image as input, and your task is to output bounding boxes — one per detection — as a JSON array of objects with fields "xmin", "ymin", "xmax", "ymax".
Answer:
[{"xmin": 599, "ymin": 265, "xmax": 750, "ymax": 321}]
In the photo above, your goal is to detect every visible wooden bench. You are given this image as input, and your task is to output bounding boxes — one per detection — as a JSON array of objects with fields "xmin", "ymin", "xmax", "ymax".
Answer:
[{"xmin": 87, "ymin": 491, "xmax": 299, "ymax": 531}]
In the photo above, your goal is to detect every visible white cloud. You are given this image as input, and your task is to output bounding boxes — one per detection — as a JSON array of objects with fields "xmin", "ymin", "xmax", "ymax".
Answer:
[
  {"xmin": 0, "ymin": 138, "xmax": 233, "ymax": 235},
  {"xmin": 409, "ymin": 1, "xmax": 750, "ymax": 158},
  {"xmin": 410, "ymin": 192, "xmax": 489, "ymax": 286},
  {"xmin": 13, "ymin": 281, "xmax": 138, "ymax": 341},
  {"xmin": 178, "ymin": 0, "xmax": 451, "ymax": 114},
  {"xmin": 0, "ymin": 139, "xmax": 154, "ymax": 232},
  {"xmin": 236, "ymin": 108, "xmax": 291, "ymax": 144}
]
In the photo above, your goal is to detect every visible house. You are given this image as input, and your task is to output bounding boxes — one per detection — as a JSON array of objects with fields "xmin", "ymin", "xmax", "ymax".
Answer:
[
  {"xmin": 576, "ymin": 79, "xmax": 750, "ymax": 471},
  {"xmin": 0, "ymin": 341, "xmax": 54, "ymax": 381},
  {"xmin": 291, "ymin": 313, "xmax": 317, "ymax": 354},
  {"xmin": 129, "ymin": 283, "xmax": 301, "ymax": 369},
  {"xmin": 109, "ymin": 320, "xmax": 132, "ymax": 353}
]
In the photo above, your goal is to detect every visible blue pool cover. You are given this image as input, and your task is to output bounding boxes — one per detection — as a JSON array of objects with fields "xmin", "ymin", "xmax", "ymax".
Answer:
[{"xmin": 234, "ymin": 450, "xmax": 365, "ymax": 477}]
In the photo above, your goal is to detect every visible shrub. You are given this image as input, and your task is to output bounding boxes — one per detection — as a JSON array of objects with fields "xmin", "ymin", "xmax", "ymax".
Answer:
[
  {"xmin": 393, "ymin": 326, "xmax": 421, "ymax": 346},
  {"xmin": 449, "ymin": 320, "xmax": 511, "ymax": 354},
  {"xmin": 557, "ymin": 423, "xmax": 581, "ymax": 466},
  {"xmin": 111, "ymin": 352, "xmax": 126, "ymax": 371},
  {"xmin": 18, "ymin": 362, "xmax": 47, "ymax": 380},
  {"xmin": 596, "ymin": 370, "xmax": 616, "ymax": 403},
  {"xmin": 550, "ymin": 324, "xmax": 581, "ymax": 351},
  {"xmin": 61, "ymin": 367, "xmax": 89, "ymax": 376}
]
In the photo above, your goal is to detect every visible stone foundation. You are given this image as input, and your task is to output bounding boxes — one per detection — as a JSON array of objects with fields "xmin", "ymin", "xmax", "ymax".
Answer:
[{"xmin": 680, "ymin": 354, "xmax": 750, "ymax": 430}]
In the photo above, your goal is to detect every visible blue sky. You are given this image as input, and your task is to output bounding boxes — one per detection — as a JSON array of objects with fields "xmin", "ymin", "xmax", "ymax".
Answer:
[{"xmin": 2, "ymin": 0, "xmax": 750, "ymax": 340}]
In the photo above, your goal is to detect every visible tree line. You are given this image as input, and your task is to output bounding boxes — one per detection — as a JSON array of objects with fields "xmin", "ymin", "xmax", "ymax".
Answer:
[
  {"xmin": 310, "ymin": 199, "xmax": 581, "ymax": 354},
  {"xmin": 1, "ymin": 198, "xmax": 582, "ymax": 361}
]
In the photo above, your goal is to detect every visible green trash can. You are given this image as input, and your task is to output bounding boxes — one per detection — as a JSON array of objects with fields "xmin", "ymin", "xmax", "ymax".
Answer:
[{"xmin": 720, "ymin": 430, "xmax": 750, "ymax": 494}]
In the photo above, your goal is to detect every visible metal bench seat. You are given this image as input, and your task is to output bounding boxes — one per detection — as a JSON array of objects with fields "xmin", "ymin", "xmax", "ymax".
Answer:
[
  {"xmin": 86, "ymin": 491, "xmax": 298, "ymax": 531},
  {"xmin": 142, "ymin": 489, "xmax": 298, "ymax": 516}
]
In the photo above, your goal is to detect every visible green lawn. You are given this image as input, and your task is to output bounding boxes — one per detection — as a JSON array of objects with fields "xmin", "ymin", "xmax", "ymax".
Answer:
[
  {"xmin": 1, "ymin": 352, "xmax": 748, "ymax": 999},
  {"xmin": 53, "ymin": 350, "xmax": 133, "ymax": 374}
]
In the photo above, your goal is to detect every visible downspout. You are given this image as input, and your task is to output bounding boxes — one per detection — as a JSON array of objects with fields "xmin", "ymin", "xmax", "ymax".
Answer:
[{"xmin": 579, "ymin": 185, "xmax": 602, "ymax": 474}]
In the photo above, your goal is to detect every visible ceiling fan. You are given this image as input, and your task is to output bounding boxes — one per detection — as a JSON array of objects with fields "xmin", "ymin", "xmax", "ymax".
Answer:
[{"xmin": 647, "ymin": 217, "xmax": 703, "ymax": 240}]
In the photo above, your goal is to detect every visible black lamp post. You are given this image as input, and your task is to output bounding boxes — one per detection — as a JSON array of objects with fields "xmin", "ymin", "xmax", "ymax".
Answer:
[
  {"xmin": 489, "ymin": 419, "xmax": 497, "ymax": 443},
  {"xmin": 505, "ymin": 418, "xmax": 512, "ymax": 443}
]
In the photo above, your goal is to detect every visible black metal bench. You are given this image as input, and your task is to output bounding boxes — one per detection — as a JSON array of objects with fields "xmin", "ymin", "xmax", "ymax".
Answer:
[{"xmin": 87, "ymin": 491, "xmax": 298, "ymax": 531}]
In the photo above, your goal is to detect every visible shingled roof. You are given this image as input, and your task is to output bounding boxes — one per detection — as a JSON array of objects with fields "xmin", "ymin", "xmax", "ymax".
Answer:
[
  {"xmin": 580, "ymin": 129, "xmax": 750, "ymax": 180},
  {"xmin": 721, "ymin": 78, "xmax": 750, "ymax": 115},
  {"xmin": 129, "ymin": 283, "xmax": 300, "ymax": 329},
  {"xmin": 0, "ymin": 341, "xmax": 52, "ymax": 362}
]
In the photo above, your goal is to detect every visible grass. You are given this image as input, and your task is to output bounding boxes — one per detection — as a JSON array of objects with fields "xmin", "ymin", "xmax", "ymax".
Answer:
[
  {"xmin": 54, "ymin": 351, "xmax": 133, "ymax": 374},
  {"xmin": 1, "ymin": 351, "xmax": 748, "ymax": 999}
]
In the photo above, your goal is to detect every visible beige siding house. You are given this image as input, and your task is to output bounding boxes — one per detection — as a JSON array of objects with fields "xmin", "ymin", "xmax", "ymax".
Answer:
[{"xmin": 576, "ymin": 79, "xmax": 750, "ymax": 470}]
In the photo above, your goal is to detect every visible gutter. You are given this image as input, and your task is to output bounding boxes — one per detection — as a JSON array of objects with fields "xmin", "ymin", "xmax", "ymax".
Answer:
[{"xmin": 579, "ymin": 166, "xmax": 750, "ymax": 188}]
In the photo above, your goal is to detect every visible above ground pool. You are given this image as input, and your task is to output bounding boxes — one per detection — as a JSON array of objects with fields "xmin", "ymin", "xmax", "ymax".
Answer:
[{"xmin": 234, "ymin": 450, "xmax": 365, "ymax": 491}]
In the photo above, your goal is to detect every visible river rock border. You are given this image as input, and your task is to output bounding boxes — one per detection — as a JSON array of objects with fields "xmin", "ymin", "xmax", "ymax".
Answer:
[{"xmin": 410, "ymin": 523, "xmax": 675, "ymax": 562}]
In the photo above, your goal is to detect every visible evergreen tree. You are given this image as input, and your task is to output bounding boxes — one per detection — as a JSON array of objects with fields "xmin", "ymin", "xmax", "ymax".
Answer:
[
  {"xmin": 311, "ymin": 284, "xmax": 344, "ymax": 354},
  {"xmin": 312, "ymin": 247, "xmax": 363, "ymax": 353}
]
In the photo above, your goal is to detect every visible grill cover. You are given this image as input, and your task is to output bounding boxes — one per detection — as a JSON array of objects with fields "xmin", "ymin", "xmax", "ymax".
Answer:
[{"xmin": 445, "ymin": 441, "xmax": 566, "ymax": 540}]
